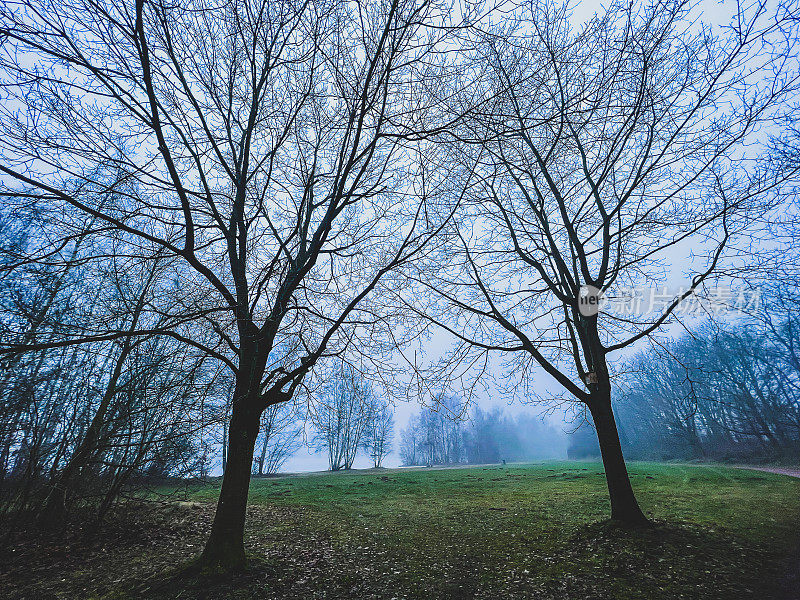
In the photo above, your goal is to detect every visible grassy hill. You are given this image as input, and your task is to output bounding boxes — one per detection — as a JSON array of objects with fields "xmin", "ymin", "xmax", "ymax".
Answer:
[{"xmin": 2, "ymin": 462, "xmax": 798, "ymax": 599}]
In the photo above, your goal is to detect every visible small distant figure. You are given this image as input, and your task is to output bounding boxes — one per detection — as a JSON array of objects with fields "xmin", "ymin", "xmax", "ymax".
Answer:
[{"xmin": 502, "ymin": 459, "xmax": 506, "ymax": 466}]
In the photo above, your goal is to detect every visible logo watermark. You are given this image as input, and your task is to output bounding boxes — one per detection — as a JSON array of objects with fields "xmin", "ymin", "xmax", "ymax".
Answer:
[
  {"xmin": 578, "ymin": 285, "xmax": 604, "ymax": 317},
  {"xmin": 577, "ymin": 285, "xmax": 761, "ymax": 318}
]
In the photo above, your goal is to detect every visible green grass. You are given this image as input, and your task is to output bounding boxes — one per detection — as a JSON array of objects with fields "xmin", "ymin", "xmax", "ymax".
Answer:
[
  {"xmin": 176, "ymin": 462, "xmax": 800, "ymax": 599},
  {"xmin": 4, "ymin": 462, "xmax": 798, "ymax": 599}
]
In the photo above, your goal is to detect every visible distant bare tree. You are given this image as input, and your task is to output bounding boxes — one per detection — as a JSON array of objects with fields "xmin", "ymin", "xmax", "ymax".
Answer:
[
  {"xmin": 253, "ymin": 402, "xmax": 302, "ymax": 476},
  {"xmin": 362, "ymin": 400, "xmax": 395, "ymax": 468},
  {"xmin": 400, "ymin": 394, "xmax": 466, "ymax": 466},
  {"xmin": 312, "ymin": 364, "xmax": 376, "ymax": 471}
]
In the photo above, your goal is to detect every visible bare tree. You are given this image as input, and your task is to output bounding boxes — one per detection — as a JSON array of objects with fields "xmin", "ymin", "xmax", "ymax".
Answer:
[
  {"xmin": 311, "ymin": 363, "xmax": 376, "ymax": 470},
  {"xmin": 362, "ymin": 399, "xmax": 395, "ymax": 468},
  {"xmin": 0, "ymin": 0, "xmax": 463, "ymax": 569},
  {"xmin": 253, "ymin": 401, "xmax": 302, "ymax": 476},
  {"xmin": 405, "ymin": 0, "xmax": 800, "ymax": 525}
]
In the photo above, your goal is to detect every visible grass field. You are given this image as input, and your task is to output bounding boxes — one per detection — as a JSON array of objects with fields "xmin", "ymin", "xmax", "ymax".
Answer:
[{"xmin": 2, "ymin": 461, "xmax": 799, "ymax": 599}]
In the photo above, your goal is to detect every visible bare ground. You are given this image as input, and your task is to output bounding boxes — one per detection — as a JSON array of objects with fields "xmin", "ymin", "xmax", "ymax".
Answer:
[{"xmin": 737, "ymin": 466, "xmax": 800, "ymax": 479}]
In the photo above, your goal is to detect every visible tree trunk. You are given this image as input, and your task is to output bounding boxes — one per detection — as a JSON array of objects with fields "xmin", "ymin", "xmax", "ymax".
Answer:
[
  {"xmin": 198, "ymin": 399, "xmax": 261, "ymax": 571},
  {"xmin": 256, "ymin": 434, "xmax": 268, "ymax": 476},
  {"xmin": 588, "ymin": 390, "xmax": 651, "ymax": 527}
]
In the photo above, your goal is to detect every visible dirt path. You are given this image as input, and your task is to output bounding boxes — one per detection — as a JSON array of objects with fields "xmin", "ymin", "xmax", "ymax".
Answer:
[
  {"xmin": 735, "ymin": 466, "xmax": 800, "ymax": 479},
  {"xmin": 256, "ymin": 462, "xmax": 800, "ymax": 483}
]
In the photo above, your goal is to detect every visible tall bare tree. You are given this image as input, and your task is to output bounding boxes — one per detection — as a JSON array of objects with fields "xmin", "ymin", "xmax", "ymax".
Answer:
[
  {"xmin": 0, "ymin": 0, "xmax": 462, "ymax": 569},
  {"xmin": 405, "ymin": 0, "xmax": 800, "ymax": 525}
]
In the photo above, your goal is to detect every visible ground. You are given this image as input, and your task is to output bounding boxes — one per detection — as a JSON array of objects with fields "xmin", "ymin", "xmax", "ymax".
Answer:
[{"xmin": 1, "ymin": 462, "xmax": 799, "ymax": 599}]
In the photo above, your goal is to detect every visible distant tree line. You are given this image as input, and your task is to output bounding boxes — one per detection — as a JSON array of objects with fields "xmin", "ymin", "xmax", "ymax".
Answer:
[
  {"xmin": 400, "ymin": 398, "xmax": 567, "ymax": 466},
  {"xmin": 569, "ymin": 313, "xmax": 800, "ymax": 462}
]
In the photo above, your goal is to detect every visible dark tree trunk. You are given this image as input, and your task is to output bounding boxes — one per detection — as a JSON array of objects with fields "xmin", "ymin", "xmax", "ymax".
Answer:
[
  {"xmin": 588, "ymin": 389, "xmax": 651, "ymax": 527},
  {"xmin": 198, "ymin": 395, "xmax": 262, "ymax": 571}
]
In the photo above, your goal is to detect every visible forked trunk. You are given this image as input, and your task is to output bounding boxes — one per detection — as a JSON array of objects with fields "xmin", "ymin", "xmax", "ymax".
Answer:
[{"xmin": 588, "ymin": 389, "xmax": 651, "ymax": 527}]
